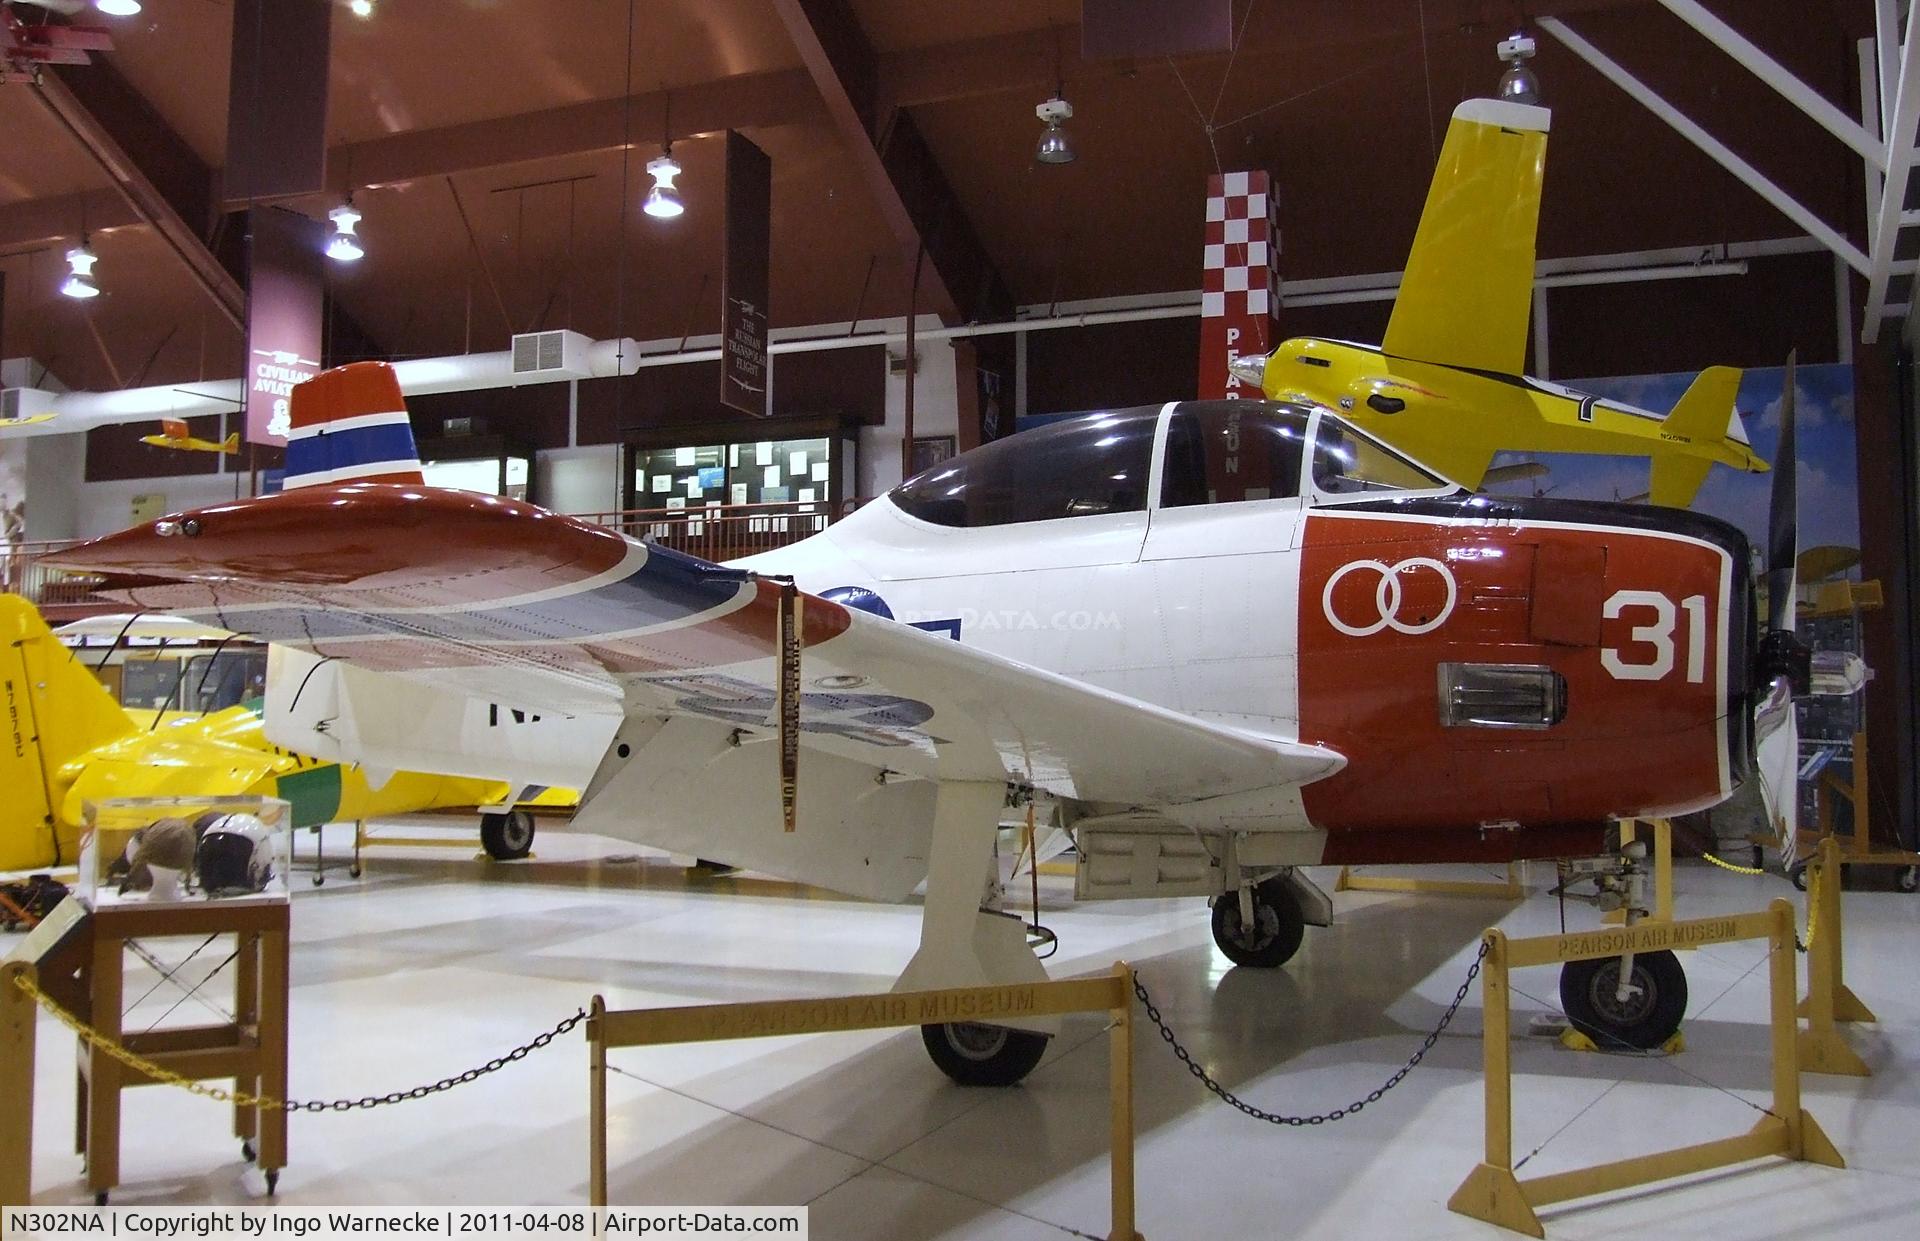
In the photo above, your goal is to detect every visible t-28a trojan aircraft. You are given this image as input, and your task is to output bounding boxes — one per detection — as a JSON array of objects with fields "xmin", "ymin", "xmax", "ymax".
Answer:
[{"xmin": 51, "ymin": 360, "xmax": 1818, "ymax": 1084}]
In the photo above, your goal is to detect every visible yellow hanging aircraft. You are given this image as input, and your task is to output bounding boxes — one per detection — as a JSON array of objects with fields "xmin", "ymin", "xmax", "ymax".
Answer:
[
  {"xmin": 1230, "ymin": 98, "xmax": 1768, "ymax": 508},
  {"xmin": 0, "ymin": 594, "xmax": 565, "ymax": 873},
  {"xmin": 139, "ymin": 417, "xmax": 240, "ymax": 454}
]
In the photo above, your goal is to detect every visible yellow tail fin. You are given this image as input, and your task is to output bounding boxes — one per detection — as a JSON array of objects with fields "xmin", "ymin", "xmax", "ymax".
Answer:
[
  {"xmin": 0, "ymin": 594, "xmax": 136, "ymax": 869},
  {"xmin": 1382, "ymin": 99, "xmax": 1550, "ymax": 375},
  {"xmin": 1647, "ymin": 366, "xmax": 1744, "ymax": 508}
]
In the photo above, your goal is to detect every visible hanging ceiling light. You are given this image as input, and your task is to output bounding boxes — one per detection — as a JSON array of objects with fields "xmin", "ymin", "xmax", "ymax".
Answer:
[
  {"xmin": 95, "ymin": 0, "xmax": 142, "ymax": 16},
  {"xmin": 61, "ymin": 240, "xmax": 100, "ymax": 299},
  {"xmin": 348, "ymin": 0, "xmax": 375, "ymax": 18},
  {"xmin": 1496, "ymin": 30, "xmax": 1541, "ymax": 105},
  {"xmin": 1035, "ymin": 95, "xmax": 1075, "ymax": 165},
  {"xmin": 326, "ymin": 201, "xmax": 364, "ymax": 262},
  {"xmin": 644, "ymin": 152, "xmax": 684, "ymax": 219}
]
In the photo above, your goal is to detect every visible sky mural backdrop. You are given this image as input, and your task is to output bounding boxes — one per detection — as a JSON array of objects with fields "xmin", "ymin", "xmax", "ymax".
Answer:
[{"xmin": 1484, "ymin": 363, "xmax": 1860, "ymax": 578}]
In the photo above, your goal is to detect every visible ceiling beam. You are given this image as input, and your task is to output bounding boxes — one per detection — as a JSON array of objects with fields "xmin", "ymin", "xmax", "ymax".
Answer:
[
  {"xmin": 324, "ymin": 68, "xmax": 824, "ymax": 196},
  {"xmin": 770, "ymin": 0, "xmax": 1010, "ymax": 323},
  {"xmin": 32, "ymin": 65, "xmax": 244, "ymax": 329},
  {"xmin": 0, "ymin": 188, "xmax": 138, "ymax": 252}
]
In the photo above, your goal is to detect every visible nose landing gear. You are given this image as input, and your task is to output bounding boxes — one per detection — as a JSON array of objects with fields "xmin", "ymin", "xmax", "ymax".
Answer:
[{"xmin": 1552, "ymin": 839, "xmax": 1688, "ymax": 1051}]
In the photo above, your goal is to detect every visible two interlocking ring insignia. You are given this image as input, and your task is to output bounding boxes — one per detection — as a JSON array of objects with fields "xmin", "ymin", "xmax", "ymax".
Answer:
[{"xmin": 1321, "ymin": 557, "xmax": 1458, "ymax": 636}]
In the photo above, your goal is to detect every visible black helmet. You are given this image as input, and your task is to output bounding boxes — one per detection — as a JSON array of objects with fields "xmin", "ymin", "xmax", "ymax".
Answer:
[{"xmin": 195, "ymin": 813, "xmax": 275, "ymax": 896}]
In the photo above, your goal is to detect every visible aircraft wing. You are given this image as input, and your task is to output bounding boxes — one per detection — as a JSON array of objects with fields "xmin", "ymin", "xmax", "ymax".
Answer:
[
  {"xmin": 1381, "ymin": 98, "xmax": 1549, "ymax": 375},
  {"xmin": 48, "ymin": 486, "xmax": 1344, "ymax": 896}
]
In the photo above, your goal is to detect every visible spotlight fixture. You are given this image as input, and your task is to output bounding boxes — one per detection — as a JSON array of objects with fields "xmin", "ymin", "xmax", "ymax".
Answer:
[
  {"xmin": 1496, "ymin": 30, "xmax": 1541, "ymax": 105},
  {"xmin": 61, "ymin": 241, "xmax": 100, "ymax": 299},
  {"xmin": 326, "ymin": 201, "xmax": 365, "ymax": 262},
  {"xmin": 348, "ymin": 0, "xmax": 374, "ymax": 18},
  {"xmin": 644, "ymin": 153, "xmax": 685, "ymax": 219},
  {"xmin": 1035, "ymin": 96, "xmax": 1076, "ymax": 165},
  {"xmin": 95, "ymin": 0, "xmax": 142, "ymax": 16}
]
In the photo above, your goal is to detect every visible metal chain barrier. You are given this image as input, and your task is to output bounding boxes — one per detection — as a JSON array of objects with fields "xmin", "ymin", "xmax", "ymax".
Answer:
[
  {"xmin": 12, "ymin": 972, "xmax": 585, "ymax": 1113},
  {"xmin": 1700, "ymin": 851, "xmax": 1766, "ymax": 876},
  {"xmin": 1132, "ymin": 939, "xmax": 1489, "ymax": 1126}
]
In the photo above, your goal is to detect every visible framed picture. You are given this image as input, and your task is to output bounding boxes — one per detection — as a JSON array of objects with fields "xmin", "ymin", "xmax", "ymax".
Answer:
[{"xmin": 910, "ymin": 435, "xmax": 956, "ymax": 475}]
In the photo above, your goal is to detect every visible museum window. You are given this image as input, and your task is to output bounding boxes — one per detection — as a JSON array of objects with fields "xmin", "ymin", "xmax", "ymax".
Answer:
[
  {"xmin": 1160, "ymin": 402, "xmax": 1308, "ymax": 507},
  {"xmin": 1310, "ymin": 417, "xmax": 1449, "ymax": 496},
  {"xmin": 1438, "ymin": 663, "xmax": 1568, "ymax": 730},
  {"xmin": 891, "ymin": 408, "xmax": 1158, "ymax": 527}
]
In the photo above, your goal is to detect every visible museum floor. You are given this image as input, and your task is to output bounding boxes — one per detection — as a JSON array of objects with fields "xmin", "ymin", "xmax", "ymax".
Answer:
[{"xmin": 23, "ymin": 822, "xmax": 1920, "ymax": 1238}]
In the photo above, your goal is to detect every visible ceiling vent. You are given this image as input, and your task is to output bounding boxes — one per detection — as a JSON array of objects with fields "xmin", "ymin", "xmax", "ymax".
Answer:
[{"xmin": 509, "ymin": 330, "xmax": 592, "ymax": 383}]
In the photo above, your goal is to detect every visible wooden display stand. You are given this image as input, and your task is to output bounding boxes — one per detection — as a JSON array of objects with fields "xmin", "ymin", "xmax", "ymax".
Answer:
[{"xmin": 76, "ymin": 899, "xmax": 290, "ymax": 1202}]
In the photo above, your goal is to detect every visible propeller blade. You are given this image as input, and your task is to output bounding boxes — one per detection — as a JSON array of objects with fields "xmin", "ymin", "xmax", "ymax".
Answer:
[
  {"xmin": 1765, "ymin": 351, "xmax": 1798, "ymax": 633},
  {"xmin": 1754, "ymin": 693, "xmax": 1800, "ymax": 868}
]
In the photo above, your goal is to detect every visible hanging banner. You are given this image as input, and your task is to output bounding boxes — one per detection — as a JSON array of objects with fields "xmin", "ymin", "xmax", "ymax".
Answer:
[
  {"xmin": 245, "ymin": 207, "xmax": 326, "ymax": 446},
  {"xmin": 1198, "ymin": 170, "xmax": 1280, "ymax": 400},
  {"xmin": 225, "ymin": 0, "xmax": 332, "ymax": 203},
  {"xmin": 721, "ymin": 131, "xmax": 772, "ymax": 417}
]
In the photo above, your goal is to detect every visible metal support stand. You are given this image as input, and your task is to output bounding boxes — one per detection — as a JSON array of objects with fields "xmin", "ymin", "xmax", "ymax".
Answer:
[{"xmin": 1335, "ymin": 863, "xmax": 1525, "ymax": 899}]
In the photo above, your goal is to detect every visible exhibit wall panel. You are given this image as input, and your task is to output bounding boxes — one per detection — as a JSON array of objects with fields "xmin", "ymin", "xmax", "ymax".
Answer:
[
  {"xmin": 539, "ymin": 445, "xmax": 621, "ymax": 516},
  {"xmin": 863, "ymin": 334, "xmax": 957, "ymax": 498},
  {"xmin": 72, "ymin": 473, "xmax": 242, "ymax": 539}
]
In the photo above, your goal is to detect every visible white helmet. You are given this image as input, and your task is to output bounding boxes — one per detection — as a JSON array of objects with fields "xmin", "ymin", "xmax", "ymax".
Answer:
[{"xmin": 195, "ymin": 813, "xmax": 275, "ymax": 896}]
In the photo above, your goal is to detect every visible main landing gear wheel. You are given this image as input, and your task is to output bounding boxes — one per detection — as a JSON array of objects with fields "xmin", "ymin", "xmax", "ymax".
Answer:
[
  {"xmin": 920, "ymin": 1022, "xmax": 1048, "ymax": 1087},
  {"xmin": 479, "ymin": 810, "xmax": 535, "ymax": 861},
  {"xmin": 1559, "ymin": 949, "xmax": 1688, "ymax": 1051},
  {"xmin": 1210, "ymin": 878, "xmax": 1306, "ymax": 968}
]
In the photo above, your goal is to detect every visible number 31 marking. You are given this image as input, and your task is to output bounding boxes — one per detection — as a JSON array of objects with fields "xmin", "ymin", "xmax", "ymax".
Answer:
[{"xmin": 1601, "ymin": 590, "xmax": 1707, "ymax": 683}]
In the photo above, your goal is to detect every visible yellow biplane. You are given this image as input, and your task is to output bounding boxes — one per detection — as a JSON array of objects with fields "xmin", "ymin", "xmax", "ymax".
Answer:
[{"xmin": 0, "ymin": 594, "xmax": 568, "ymax": 873}]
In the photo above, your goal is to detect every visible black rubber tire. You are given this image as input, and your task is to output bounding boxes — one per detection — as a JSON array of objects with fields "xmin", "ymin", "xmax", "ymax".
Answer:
[
  {"xmin": 1210, "ymin": 879, "xmax": 1307, "ymax": 968},
  {"xmin": 1560, "ymin": 949, "xmax": 1688, "ymax": 1051},
  {"xmin": 1790, "ymin": 864, "xmax": 1809, "ymax": 891},
  {"xmin": 920, "ymin": 1022, "xmax": 1048, "ymax": 1087},
  {"xmin": 1899, "ymin": 866, "xmax": 1918, "ymax": 894},
  {"xmin": 479, "ymin": 810, "xmax": 535, "ymax": 860},
  {"xmin": 242, "ymin": 1140, "xmax": 256, "ymax": 1162},
  {"xmin": 266, "ymin": 1169, "xmax": 279, "ymax": 1195}
]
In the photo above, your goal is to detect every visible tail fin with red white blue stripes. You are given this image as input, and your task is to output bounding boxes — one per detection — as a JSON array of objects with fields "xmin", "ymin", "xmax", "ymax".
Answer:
[{"xmin": 282, "ymin": 362, "xmax": 424, "ymax": 490}]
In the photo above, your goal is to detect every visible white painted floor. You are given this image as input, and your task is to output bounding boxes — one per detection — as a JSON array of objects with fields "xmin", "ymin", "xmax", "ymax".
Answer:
[{"xmin": 21, "ymin": 820, "xmax": 1920, "ymax": 1239}]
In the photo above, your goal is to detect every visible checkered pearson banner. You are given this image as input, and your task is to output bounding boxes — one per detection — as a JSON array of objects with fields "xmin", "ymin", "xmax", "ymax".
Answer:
[{"xmin": 1202, "ymin": 170, "xmax": 1281, "ymax": 319}]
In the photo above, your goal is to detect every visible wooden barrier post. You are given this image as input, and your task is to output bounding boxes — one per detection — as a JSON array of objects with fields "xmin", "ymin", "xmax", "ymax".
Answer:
[
  {"xmin": 588, "ymin": 969, "xmax": 1141, "ymax": 1238},
  {"xmin": 1108, "ymin": 962, "xmax": 1141, "ymax": 1241},
  {"xmin": 1, "ymin": 960, "xmax": 36, "ymax": 1208},
  {"xmin": 1797, "ymin": 836, "xmax": 1874, "ymax": 1076},
  {"xmin": 1450, "ymin": 901, "xmax": 1842, "ymax": 1237},
  {"xmin": 588, "ymin": 995, "xmax": 607, "ymax": 1211}
]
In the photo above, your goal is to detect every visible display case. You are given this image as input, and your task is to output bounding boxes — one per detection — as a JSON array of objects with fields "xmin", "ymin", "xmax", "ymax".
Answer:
[{"xmin": 77, "ymin": 795, "xmax": 291, "ymax": 910}]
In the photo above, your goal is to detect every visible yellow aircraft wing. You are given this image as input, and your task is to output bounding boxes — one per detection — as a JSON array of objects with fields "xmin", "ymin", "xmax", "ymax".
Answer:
[{"xmin": 1382, "ymin": 98, "xmax": 1548, "ymax": 375}]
